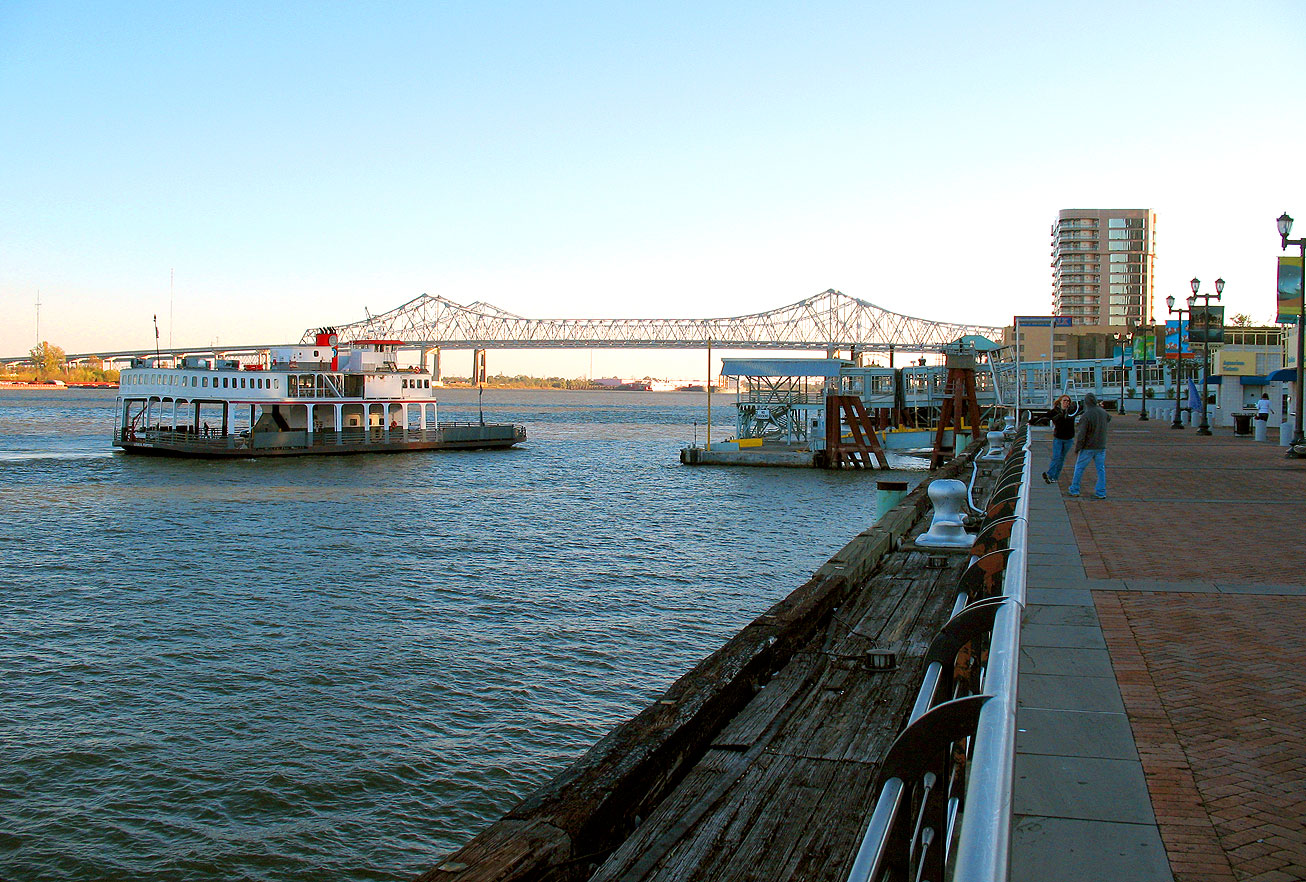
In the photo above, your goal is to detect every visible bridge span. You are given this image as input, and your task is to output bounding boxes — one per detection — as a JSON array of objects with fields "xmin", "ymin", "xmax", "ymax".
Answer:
[
  {"xmin": 304, "ymin": 289, "xmax": 1002, "ymax": 353},
  {"xmin": 12, "ymin": 290, "xmax": 1003, "ymax": 370}
]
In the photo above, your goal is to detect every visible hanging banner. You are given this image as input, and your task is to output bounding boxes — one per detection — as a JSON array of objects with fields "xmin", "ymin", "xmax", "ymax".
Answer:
[
  {"xmin": 1278, "ymin": 256, "xmax": 1303, "ymax": 323},
  {"xmin": 1188, "ymin": 306, "xmax": 1225, "ymax": 345},
  {"xmin": 1165, "ymin": 319, "xmax": 1194, "ymax": 357},
  {"xmin": 1132, "ymin": 332, "xmax": 1156, "ymax": 363}
]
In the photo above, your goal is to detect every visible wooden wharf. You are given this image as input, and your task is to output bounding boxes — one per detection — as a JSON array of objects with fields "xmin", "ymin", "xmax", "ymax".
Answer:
[
  {"xmin": 421, "ymin": 415, "xmax": 1306, "ymax": 882},
  {"xmin": 419, "ymin": 452, "xmax": 1002, "ymax": 882}
]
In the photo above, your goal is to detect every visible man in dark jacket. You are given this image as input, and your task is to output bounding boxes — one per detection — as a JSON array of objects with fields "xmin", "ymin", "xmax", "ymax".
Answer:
[
  {"xmin": 1042, "ymin": 394, "xmax": 1078, "ymax": 484},
  {"xmin": 1068, "ymin": 392, "xmax": 1110, "ymax": 499}
]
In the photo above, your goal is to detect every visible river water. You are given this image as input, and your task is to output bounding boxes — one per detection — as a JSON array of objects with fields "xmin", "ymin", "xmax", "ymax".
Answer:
[{"xmin": 0, "ymin": 387, "xmax": 925, "ymax": 882}]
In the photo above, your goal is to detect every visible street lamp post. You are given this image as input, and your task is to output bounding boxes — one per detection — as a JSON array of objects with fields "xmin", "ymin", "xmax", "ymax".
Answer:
[
  {"xmin": 1138, "ymin": 325, "xmax": 1150, "ymax": 420},
  {"xmin": 1190, "ymin": 276, "xmax": 1223, "ymax": 436},
  {"xmin": 1164, "ymin": 296, "xmax": 1196, "ymax": 431},
  {"xmin": 1166, "ymin": 294, "xmax": 1191, "ymax": 429},
  {"xmin": 1115, "ymin": 332, "xmax": 1128, "ymax": 413},
  {"xmin": 1277, "ymin": 212, "xmax": 1306, "ymax": 454}
]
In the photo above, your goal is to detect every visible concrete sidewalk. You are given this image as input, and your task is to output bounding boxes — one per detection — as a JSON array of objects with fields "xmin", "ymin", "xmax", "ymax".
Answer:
[{"xmin": 1011, "ymin": 418, "xmax": 1306, "ymax": 882}]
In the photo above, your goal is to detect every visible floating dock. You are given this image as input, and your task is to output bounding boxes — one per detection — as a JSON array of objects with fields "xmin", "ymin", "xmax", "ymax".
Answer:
[{"xmin": 680, "ymin": 430, "xmax": 971, "ymax": 468}]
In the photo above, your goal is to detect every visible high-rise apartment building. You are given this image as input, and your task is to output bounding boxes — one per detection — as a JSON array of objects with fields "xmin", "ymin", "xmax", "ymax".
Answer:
[{"xmin": 1051, "ymin": 209, "xmax": 1156, "ymax": 327}]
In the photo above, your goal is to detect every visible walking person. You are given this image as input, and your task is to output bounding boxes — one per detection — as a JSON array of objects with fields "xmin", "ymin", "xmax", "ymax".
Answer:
[
  {"xmin": 1041, "ymin": 394, "xmax": 1078, "ymax": 484},
  {"xmin": 1068, "ymin": 392, "xmax": 1110, "ymax": 499}
]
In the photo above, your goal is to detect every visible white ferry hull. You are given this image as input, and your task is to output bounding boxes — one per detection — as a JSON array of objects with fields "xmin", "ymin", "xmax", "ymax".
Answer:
[{"xmin": 115, "ymin": 424, "xmax": 526, "ymax": 458}]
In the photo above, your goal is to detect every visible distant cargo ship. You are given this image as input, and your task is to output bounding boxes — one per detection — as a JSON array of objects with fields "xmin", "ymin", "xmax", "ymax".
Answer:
[{"xmin": 114, "ymin": 330, "xmax": 525, "ymax": 458}]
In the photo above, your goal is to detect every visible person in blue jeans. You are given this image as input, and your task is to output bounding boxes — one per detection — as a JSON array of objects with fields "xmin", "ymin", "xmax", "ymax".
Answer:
[
  {"xmin": 1041, "ymin": 394, "xmax": 1078, "ymax": 484},
  {"xmin": 1068, "ymin": 392, "xmax": 1110, "ymax": 499}
]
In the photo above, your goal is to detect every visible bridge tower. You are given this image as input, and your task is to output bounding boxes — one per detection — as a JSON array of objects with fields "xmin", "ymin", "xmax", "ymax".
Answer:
[{"xmin": 420, "ymin": 346, "xmax": 441, "ymax": 383}]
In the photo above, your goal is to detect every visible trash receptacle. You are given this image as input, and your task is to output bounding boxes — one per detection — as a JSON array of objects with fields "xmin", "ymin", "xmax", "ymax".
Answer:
[{"xmin": 1232, "ymin": 412, "xmax": 1253, "ymax": 436}]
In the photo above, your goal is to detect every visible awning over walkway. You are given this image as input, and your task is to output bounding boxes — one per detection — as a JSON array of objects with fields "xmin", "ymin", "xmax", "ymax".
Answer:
[
  {"xmin": 952, "ymin": 334, "xmax": 1002, "ymax": 352},
  {"xmin": 1266, "ymin": 368, "xmax": 1297, "ymax": 383},
  {"xmin": 720, "ymin": 357, "xmax": 850, "ymax": 378}
]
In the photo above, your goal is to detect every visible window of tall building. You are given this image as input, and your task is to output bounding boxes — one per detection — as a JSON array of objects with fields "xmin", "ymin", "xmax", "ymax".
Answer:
[{"xmin": 1109, "ymin": 218, "xmax": 1127, "ymax": 228}]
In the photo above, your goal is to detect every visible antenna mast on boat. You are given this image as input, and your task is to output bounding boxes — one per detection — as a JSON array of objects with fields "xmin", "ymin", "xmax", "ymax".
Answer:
[
  {"xmin": 169, "ymin": 268, "xmax": 174, "ymax": 352},
  {"xmin": 153, "ymin": 314, "xmax": 161, "ymax": 360}
]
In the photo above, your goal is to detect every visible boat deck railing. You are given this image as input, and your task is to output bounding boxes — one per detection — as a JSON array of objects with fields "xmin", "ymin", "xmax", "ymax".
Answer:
[
  {"xmin": 846, "ymin": 419, "xmax": 1030, "ymax": 882},
  {"xmin": 119, "ymin": 424, "xmax": 523, "ymax": 450}
]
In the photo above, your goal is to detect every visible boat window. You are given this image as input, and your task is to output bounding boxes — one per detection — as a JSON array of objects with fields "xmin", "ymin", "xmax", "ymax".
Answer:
[
  {"xmin": 273, "ymin": 379, "xmax": 278, "ymax": 389},
  {"xmin": 202, "ymin": 377, "xmax": 208, "ymax": 387},
  {"xmin": 241, "ymin": 378, "xmax": 246, "ymax": 388}
]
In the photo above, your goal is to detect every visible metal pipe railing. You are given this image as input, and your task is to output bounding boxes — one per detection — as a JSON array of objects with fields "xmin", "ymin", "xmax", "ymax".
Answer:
[
  {"xmin": 950, "ymin": 433, "xmax": 1029, "ymax": 880},
  {"xmin": 846, "ymin": 421, "xmax": 1031, "ymax": 882}
]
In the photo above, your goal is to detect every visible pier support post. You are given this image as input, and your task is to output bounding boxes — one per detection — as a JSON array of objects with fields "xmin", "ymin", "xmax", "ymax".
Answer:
[{"xmin": 472, "ymin": 349, "xmax": 487, "ymax": 384}]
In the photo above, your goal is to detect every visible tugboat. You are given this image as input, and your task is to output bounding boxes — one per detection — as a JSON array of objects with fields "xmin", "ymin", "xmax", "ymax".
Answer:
[{"xmin": 113, "ymin": 330, "xmax": 525, "ymax": 457}]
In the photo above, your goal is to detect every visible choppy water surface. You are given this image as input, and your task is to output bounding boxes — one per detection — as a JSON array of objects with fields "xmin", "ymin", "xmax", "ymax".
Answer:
[{"xmin": 0, "ymin": 388, "xmax": 924, "ymax": 881}]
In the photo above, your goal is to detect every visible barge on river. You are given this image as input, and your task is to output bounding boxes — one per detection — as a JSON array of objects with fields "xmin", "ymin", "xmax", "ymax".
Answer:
[{"xmin": 113, "ymin": 331, "xmax": 525, "ymax": 457}]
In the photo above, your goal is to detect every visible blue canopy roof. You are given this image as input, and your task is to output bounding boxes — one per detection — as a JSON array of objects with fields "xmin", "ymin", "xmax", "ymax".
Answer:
[
  {"xmin": 1266, "ymin": 368, "xmax": 1297, "ymax": 383},
  {"xmin": 720, "ymin": 357, "xmax": 850, "ymax": 378},
  {"xmin": 953, "ymin": 334, "xmax": 1002, "ymax": 352}
]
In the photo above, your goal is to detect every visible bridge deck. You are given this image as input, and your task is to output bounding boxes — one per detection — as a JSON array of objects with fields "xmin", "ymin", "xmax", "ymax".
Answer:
[{"xmin": 1013, "ymin": 419, "xmax": 1306, "ymax": 882}]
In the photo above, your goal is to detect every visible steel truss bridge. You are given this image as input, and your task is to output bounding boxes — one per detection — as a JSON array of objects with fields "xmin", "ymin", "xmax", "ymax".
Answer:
[
  {"xmin": 303, "ymin": 289, "xmax": 1002, "ymax": 354},
  {"xmin": 9, "ymin": 290, "xmax": 1003, "ymax": 367}
]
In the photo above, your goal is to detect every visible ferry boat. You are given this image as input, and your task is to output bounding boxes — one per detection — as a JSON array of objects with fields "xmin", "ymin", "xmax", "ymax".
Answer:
[{"xmin": 113, "ymin": 330, "xmax": 526, "ymax": 457}]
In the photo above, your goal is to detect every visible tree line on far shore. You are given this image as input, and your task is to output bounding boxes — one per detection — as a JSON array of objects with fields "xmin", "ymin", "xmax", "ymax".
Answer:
[
  {"xmin": 2, "ymin": 342, "xmax": 120, "ymax": 384},
  {"xmin": 443, "ymin": 374, "xmax": 605, "ymax": 389}
]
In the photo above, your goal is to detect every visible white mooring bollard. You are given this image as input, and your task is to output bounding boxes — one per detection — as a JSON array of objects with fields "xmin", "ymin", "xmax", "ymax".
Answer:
[
  {"xmin": 1255, "ymin": 417, "xmax": 1268, "ymax": 442},
  {"xmin": 916, "ymin": 479, "xmax": 976, "ymax": 548},
  {"xmin": 979, "ymin": 431, "xmax": 1006, "ymax": 461}
]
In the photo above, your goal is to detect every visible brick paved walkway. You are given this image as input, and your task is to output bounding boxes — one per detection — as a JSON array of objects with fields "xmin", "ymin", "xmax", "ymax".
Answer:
[
  {"xmin": 1046, "ymin": 418, "xmax": 1306, "ymax": 882},
  {"xmin": 1053, "ymin": 419, "xmax": 1306, "ymax": 582}
]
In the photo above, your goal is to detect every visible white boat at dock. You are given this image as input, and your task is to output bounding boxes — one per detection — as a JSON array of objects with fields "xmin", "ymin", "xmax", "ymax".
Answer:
[{"xmin": 113, "ymin": 330, "xmax": 525, "ymax": 458}]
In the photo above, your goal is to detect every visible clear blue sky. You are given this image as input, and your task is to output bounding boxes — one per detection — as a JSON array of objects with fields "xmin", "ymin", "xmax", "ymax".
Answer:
[{"xmin": 2, "ymin": 1, "xmax": 1303, "ymax": 378}]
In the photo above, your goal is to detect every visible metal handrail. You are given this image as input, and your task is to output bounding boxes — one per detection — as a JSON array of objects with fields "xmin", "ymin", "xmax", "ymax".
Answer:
[
  {"xmin": 951, "ymin": 434, "xmax": 1029, "ymax": 880},
  {"xmin": 846, "ymin": 422, "xmax": 1030, "ymax": 882}
]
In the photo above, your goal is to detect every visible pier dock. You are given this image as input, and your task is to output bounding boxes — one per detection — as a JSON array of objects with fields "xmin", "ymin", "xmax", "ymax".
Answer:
[{"xmin": 421, "ymin": 419, "xmax": 1306, "ymax": 882}]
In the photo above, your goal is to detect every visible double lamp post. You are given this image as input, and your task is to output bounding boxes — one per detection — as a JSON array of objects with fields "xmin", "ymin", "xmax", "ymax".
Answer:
[
  {"xmin": 1278, "ymin": 212, "xmax": 1306, "ymax": 454},
  {"xmin": 1165, "ymin": 294, "xmax": 1192, "ymax": 429},
  {"xmin": 1165, "ymin": 277, "xmax": 1221, "ymax": 435},
  {"xmin": 1190, "ymin": 277, "xmax": 1222, "ymax": 436}
]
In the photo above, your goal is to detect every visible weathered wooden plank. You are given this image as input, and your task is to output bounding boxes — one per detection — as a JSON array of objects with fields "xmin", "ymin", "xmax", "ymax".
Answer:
[{"xmin": 585, "ymin": 525, "xmax": 973, "ymax": 880}]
